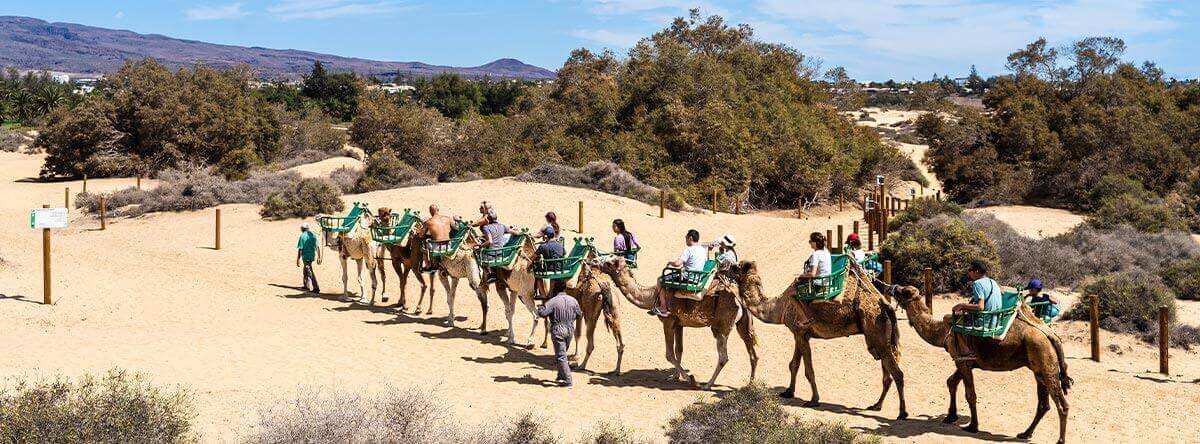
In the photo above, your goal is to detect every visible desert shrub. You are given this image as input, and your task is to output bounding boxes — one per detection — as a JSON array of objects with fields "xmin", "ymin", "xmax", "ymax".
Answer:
[
  {"xmin": 881, "ymin": 215, "xmax": 1000, "ymax": 293},
  {"xmin": 74, "ymin": 167, "xmax": 303, "ymax": 218},
  {"xmin": 328, "ymin": 166, "xmax": 364, "ymax": 194},
  {"xmin": 1087, "ymin": 193, "xmax": 1187, "ymax": 233},
  {"xmin": 962, "ymin": 213, "xmax": 1087, "ymax": 288},
  {"xmin": 496, "ymin": 413, "xmax": 559, "ymax": 444},
  {"xmin": 356, "ymin": 150, "xmax": 436, "ymax": 192},
  {"xmin": 1157, "ymin": 257, "xmax": 1200, "ymax": 300},
  {"xmin": 891, "ymin": 198, "xmax": 962, "ymax": 230},
  {"xmin": 0, "ymin": 369, "xmax": 195, "ymax": 443},
  {"xmin": 1065, "ymin": 271, "xmax": 1176, "ymax": 332},
  {"xmin": 516, "ymin": 161, "xmax": 660, "ymax": 205},
  {"xmin": 248, "ymin": 387, "xmax": 449, "ymax": 444},
  {"xmin": 665, "ymin": 383, "xmax": 876, "ymax": 444},
  {"xmin": 1052, "ymin": 225, "xmax": 1200, "ymax": 278},
  {"xmin": 260, "ymin": 177, "xmax": 345, "ymax": 220},
  {"xmin": 583, "ymin": 422, "xmax": 642, "ymax": 444},
  {"xmin": 0, "ymin": 129, "xmax": 33, "ymax": 152}
]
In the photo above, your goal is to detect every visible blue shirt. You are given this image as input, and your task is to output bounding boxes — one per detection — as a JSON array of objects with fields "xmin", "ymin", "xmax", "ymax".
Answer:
[
  {"xmin": 297, "ymin": 231, "xmax": 318, "ymax": 262},
  {"xmin": 970, "ymin": 277, "xmax": 1002, "ymax": 311},
  {"xmin": 536, "ymin": 239, "xmax": 565, "ymax": 260}
]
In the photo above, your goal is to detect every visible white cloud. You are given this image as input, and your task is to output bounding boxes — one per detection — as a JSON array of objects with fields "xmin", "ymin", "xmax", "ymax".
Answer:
[
  {"xmin": 268, "ymin": 0, "xmax": 411, "ymax": 20},
  {"xmin": 185, "ymin": 3, "xmax": 248, "ymax": 21},
  {"xmin": 115, "ymin": 11, "xmax": 125, "ymax": 19},
  {"xmin": 571, "ymin": 28, "xmax": 645, "ymax": 48}
]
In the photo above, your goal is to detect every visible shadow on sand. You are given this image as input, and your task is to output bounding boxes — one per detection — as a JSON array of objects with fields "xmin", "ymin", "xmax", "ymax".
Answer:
[{"xmin": 0, "ymin": 293, "xmax": 42, "ymax": 305}]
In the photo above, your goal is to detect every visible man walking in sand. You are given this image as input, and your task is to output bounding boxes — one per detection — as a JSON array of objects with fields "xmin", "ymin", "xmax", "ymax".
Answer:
[
  {"xmin": 537, "ymin": 279, "xmax": 582, "ymax": 387},
  {"xmin": 296, "ymin": 222, "xmax": 322, "ymax": 293}
]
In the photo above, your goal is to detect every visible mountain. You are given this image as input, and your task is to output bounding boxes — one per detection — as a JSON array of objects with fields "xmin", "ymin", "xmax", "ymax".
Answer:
[{"xmin": 0, "ymin": 16, "xmax": 557, "ymax": 80}]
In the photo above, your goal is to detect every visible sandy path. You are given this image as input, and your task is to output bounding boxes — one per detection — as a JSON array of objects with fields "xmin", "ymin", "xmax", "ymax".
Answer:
[
  {"xmin": 1, "ymin": 151, "xmax": 1197, "ymax": 443},
  {"xmin": 284, "ymin": 156, "xmax": 363, "ymax": 178}
]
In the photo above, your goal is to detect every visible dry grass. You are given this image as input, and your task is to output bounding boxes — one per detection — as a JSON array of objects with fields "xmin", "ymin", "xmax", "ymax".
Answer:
[
  {"xmin": 75, "ymin": 166, "xmax": 303, "ymax": 218},
  {"xmin": 516, "ymin": 162, "xmax": 661, "ymax": 206},
  {"xmin": 247, "ymin": 387, "xmax": 450, "ymax": 444},
  {"xmin": 260, "ymin": 178, "xmax": 345, "ymax": 220}
]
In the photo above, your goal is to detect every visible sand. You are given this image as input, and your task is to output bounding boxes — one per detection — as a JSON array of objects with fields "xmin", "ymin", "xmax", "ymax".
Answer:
[
  {"xmin": 284, "ymin": 156, "xmax": 363, "ymax": 178},
  {"xmin": 2, "ymin": 149, "xmax": 1198, "ymax": 443}
]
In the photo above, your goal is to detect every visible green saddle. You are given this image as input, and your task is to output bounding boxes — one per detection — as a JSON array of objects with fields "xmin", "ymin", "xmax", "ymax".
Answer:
[
  {"xmin": 1028, "ymin": 299, "xmax": 1057, "ymax": 324},
  {"xmin": 317, "ymin": 202, "xmax": 368, "ymax": 234},
  {"xmin": 795, "ymin": 254, "xmax": 850, "ymax": 301},
  {"xmin": 614, "ymin": 247, "xmax": 640, "ymax": 269},
  {"xmin": 951, "ymin": 290, "xmax": 1022, "ymax": 338},
  {"xmin": 659, "ymin": 259, "xmax": 719, "ymax": 292},
  {"xmin": 426, "ymin": 220, "xmax": 473, "ymax": 258},
  {"xmin": 371, "ymin": 210, "xmax": 421, "ymax": 244},
  {"xmin": 479, "ymin": 230, "xmax": 528, "ymax": 268},
  {"xmin": 534, "ymin": 237, "xmax": 593, "ymax": 280}
]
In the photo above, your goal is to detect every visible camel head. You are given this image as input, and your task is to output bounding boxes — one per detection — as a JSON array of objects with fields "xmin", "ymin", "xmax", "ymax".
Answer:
[
  {"xmin": 375, "ymin": 208, "xmax": 393, "ymax": 227},
  {"xmin": 888, "ymin": 285, "xmax": 923, "ymax": 310},
  {"xmin": 592, "ymin": 253, "xmax": 628, "ymax": 276}
]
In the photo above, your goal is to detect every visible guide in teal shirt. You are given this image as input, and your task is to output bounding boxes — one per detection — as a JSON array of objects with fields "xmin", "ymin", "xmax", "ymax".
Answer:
[
  {"xmin": 296, "ymin": 223, "xmax": 321, "ymax": 293},
  {"xmin": 298, "ymin": 230, "xmax": 318, "ymax": 262}
]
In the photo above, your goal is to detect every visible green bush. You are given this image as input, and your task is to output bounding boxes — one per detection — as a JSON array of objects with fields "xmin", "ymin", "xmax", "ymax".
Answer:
[
  {"xmin": 0, "ymin": 369, "xmax": 195, "ymax": 443},
  {"xmin": 881, "ymin": 215, "xmax": 1001, "ymax": 293},
  {"xmin": 1065, "ymin": 271, "xmax": 1176, "ymax": 332},
  {"xmin": 665, "ymin": 383, "xmax": 877, "ymax": 444},
  {"xmin": 356, "ymin": 150, "xmax": 436, "ymax": 192},
  {"xmin": 890, "ymin": 198, "xmax": 962, "ymax": 230},
  {"xmin": 260, "ymin": 178, "xmax": 345, "ymax": 220},
  {"xmin": 1087, "ymin": 193, "xmax": 1187, "ymax": 233},
  {"xmin": 1158, "ymin": 258, "xmax": 1200, "ymax": 300}
]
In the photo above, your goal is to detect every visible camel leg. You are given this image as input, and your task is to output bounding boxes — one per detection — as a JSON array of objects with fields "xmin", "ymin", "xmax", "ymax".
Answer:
[
  {"xmin": 375, "ymin": 257, "xmax": 388, "ymax": 303},
  {"xmin": 1019, "ymin": 379, "xmax": 1049, "ymax": 440},
  {"xmin": 1049, "ymin": 380, "xmax": 1069, "ymax": 444},
  {"xmin": 520, "ymin": 293, "xmax": 541, "ymax": 349},
  {"xmin": 497, "ymin": 284, "xmax": 518, "ymax": 344},
  {"xmin": 470, "ymin": 278, "xmax": 488, "ymax": 335},
  {"xmin": 675, "ymin": 325, "xmax": 693, "ymax": 385},
  {"xmin": 868, "ymin": 361, "xmax": 892, "ymax": 411},
  {"xmin": 387, "ymin": 258, "xmax": 403, "ymax": 308},
  {"xmin": 800, "ymin": 339, "xmax": 819, "ymax": 407},
  {"xmin": 735, "ymin": 313, "xmax": 757, "ymax": 382},
  {"xmin": 661, "ymin": 321, "xmax": 685, "ymax": 381},
  {"xmin": 701, "ymin": 327, "xmax": 731, "ymax": 390},
  {"xmin": 781, "ymin": 332, "xmax": 803, "ymax": 399},
  {"xmin": 439, "ymin": 273, "xmax": 454, "ymax": 326},
  {"xmin": 959, "ymin": 366, "xmax": 979, "ymax": 433},
  {"xmin": 943, "ymin": 371, "xmax": 962, "ymax": 423},
  {"xmin": 397, "ymin": 260, "xmax": 411, "ymax": 312},
  {"xmin": 887, "ymin": 355, "xmax": 907, "ymax": 420},
  {"xmin": 577, "ymin": 312, "xmax": 598, "ymax": 372},
  {"xmin": 415, "ymin": 266, "xmax": 431, "ymax": 315},
  {"xmin": 340, "ymin": 256, "xmax": 350, "ymax": 298},
  {"xmin": 355, "ymin": 260, "xmax": 367, "ymax": 304}
]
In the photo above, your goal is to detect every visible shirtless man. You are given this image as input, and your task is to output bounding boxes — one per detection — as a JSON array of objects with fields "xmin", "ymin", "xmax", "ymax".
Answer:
[{"xmin": 422, "ymin": 204, "xmax": 454, "ymax": 271}]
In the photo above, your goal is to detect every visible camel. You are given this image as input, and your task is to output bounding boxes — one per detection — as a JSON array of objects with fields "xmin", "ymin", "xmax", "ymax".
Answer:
[
  {"xmin": 318, "ymin": 211, "xmax": 378, "ymax": 303},
  {"xmin": 366, "ymin": 209, "xmax": 428, "ymax": 309},
  {"xmin": 484, "ymin": 235, "xmax": 543, "ymax": 346},
  {"xmin": 594, "ymin": 255, "xmax": 756, "ymax": 390},
  {"xmin": 888, "ymin": 285, "xmax": 1071, "ymax": 444},
  {"xmin": 557, "ymin": 256, "xmax": 625, "ymax": 374},
  {"xmin": 422, "ymin": 230, "xmax": 490, "ymax": 333},
  {"xmin": 732, "ymin": 260, "xmax": 908, "ymax": 419}
]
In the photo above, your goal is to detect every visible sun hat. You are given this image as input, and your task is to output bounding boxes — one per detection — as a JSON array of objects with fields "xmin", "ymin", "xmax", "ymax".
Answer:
[
  {"xmin": 719, "ymin": 234, "xmax": 736, "ymax": 248},
  {"xmin": 1025, "ymin": 279, "xmax": 1043, "ymax": 290}
]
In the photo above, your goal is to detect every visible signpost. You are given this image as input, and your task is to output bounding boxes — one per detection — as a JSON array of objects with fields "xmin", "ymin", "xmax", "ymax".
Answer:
[{"xmin": 32, "ymin": 206, "xmax": 68, "ymax": 305}]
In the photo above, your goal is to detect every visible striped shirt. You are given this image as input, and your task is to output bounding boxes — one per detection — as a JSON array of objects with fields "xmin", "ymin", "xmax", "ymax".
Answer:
[{"xmin": 537, "ymin": 293, "xmax": 582, "ymax": 338}]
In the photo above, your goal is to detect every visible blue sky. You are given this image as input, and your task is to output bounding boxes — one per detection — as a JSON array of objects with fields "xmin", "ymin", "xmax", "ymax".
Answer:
[{"xmin": 4, "ymin": 0, "xmax": 1198, "ymax": 80}]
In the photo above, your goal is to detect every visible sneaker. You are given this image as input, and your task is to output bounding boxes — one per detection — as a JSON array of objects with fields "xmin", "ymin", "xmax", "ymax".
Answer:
[
  {"xmin": 649, "ymin": 306, "xmax": 670, "ymax": 317},
  {"xmin": 557, "ymin": 380, "xmax": 573, "ymax": 387}
]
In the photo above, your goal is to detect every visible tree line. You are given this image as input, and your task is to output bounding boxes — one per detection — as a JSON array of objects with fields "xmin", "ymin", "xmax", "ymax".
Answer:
[{"xmin": 0, "ymin": 69, "xmax": 79, "ymax": 127}]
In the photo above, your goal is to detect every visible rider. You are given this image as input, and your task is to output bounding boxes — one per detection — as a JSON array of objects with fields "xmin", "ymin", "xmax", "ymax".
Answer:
[
  {"xmin": 422, "ymin": 204, "xmax": 453, "ymax": 271},
  {"xmin": 612, "ymin": 219, "xmax": 639, "ymax": 266},
  {"xmin": 533, "ymin": 225, "xmax": 565, "ymax": 299},
  {"xmin": 716, "ymin": 234, "xmax": 738, "ymax": 270},
  {"xmin": 1023, "ymin": 278, "xmax": 1060, "ymax": 320},
  {"xmin": 846, "ymin": 233, "xmax": 866, "ymax": 262},
  {"xmin": 470, "ymin": 201, "xmax": 493, "ymax": 228},
  {"xmin": 652, "ymin": 229, "xmax": 706, "ymax": 317},
  {"xmin": 793, "ymin": 232, "xmax": 832, "ymax": 327},
  {"xmin": 950, "ymin": 260, "xmax": 1002, "ymax": 361}
]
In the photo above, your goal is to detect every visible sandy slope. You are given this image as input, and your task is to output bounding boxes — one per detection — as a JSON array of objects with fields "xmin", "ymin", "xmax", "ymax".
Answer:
[
  {"xmin": 284, "ymin": 156, "xmax": 363, "ymax": 178},
  {"xmin": 1, "ymin": 151, "xmax": 1197, "ymax": 443}
]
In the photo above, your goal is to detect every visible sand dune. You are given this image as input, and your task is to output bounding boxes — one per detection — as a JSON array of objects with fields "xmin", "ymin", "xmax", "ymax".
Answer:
[
  {"xmin": 1, "ymin": 150, "xmax": 1197, "ymax": 443},
  {"xmin": 284, "ymin": 155, "xmax": 363, "ymax": 178}
]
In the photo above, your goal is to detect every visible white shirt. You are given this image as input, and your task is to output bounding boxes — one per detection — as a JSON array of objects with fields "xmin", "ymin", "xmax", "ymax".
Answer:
[
  {"xmin": 679, "ymin": 244, "xmax": 708, "ymax": 271},
  {"xmin": 851, "ymin": 248, "xmax": 866, "ymax": 262},
  {"xmin": 805, "ymin": 249, "xmax": 832, "ymax": 276}
]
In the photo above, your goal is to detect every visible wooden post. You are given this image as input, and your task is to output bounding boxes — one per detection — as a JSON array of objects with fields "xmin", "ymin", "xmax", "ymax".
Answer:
[
  {"xmin": 883, "ymin": 260, "xmax": 892, "ymax": 285},
  {"xmin": 797, "ymin": 197, "xmax": 803, "ymax": 219},
  {"xmin": 712, "ymin": 189, "xmax": 718, "ymax": 215},
  {"xmin": 837, "ymin": 225, "xmax": 844, "ymax": 251},
  {"xmin": 100, "ymin": 196, "xmax": 107, "ymax": 230},
  {"xmin": 1159, "ymin": 305, "xmax": 1169, "ymax": 374},
  {"xmin": 215, "ymin": 209, "xmax": 222, "ymax": 250},
  {"xmin": 42, "ymin": 204, "xmax": 52, "ymax": 305},
  {"xmin": 936, "ymin": 190, "xmax": 942, "ymax": 202},
  {"xmin": 735, "ymin": 195, "xmax": 742, "ymax": 215},
  {"xmin": 82, "ymin": 174, "xmax": 88, "ymax": 194},
  {"xmin": 923, "ymin": 267, "xmax": 933, "ymax": 309},
  {"xmin": 659, "ymin": 190, "xmax": 665, "ymax": 218},
  {"xmin": 853, "ymin": 221, "xmax": 859, "ymax": 237},
  {"xmin": 881, "ymin": 201, "xmax": 889, "ymax": 242},
  {"xmin": 1090, "ymin": 294, "xmax": 1101, "ymax": 362},
  {"xmin": 839, "ymin": 194, "xmax": 844, "ymax": 212},
  {"xmin": 64, "ymin": 187, "xmax": 70, "ymax": 209},
  {"xmin": 868, "ymin": 226, "xmax": 875, "ymax": 251},
  {"xmin": 826, "ymin": 229, "xmax": 833, "ymax": 250},
  {"xmin": 136, "ymin": 175, "xmax": 141, "ymax": 190},
  {"xmin": 578, "ymin": 201, "xmax": 584, "ymax": 233}
]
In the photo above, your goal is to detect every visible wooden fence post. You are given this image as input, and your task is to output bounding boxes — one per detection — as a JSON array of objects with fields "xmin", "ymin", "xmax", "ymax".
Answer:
[
  {"xmin": 837, "ymin": 225, "xmax": 844, "ymax": 252},
  {"xmin": 881, "ymin": 202, "xmax": 889, "ymax": 242},
  {"xmin": 936, "ymin": 190, "xmax": 942, "ymax": 202},
  {"xmin": 82, "ymin": 174, "xmax": 88, "ymax": 194},
  {"xmin": 659, "ymin": 190, "xmax": 665, "ymax": 218},
  {"xmin": 868, "ymin": 226, "xmax": 875, "ymax": 251},
  {"xmin": 735, "ymin": 194, "xmax": 742, "ymax": 215},
  {"xmin": 1160, "ymin": 305, "xmax": 1169, "ymax": 374},
  {"xmin": 215, "ymin": 209, "xmax": 222, "ymax": 250},
  {"xmin": 1090, "ymin": 294, "xmax": 1101, "ymax": 362},
  {"xmin": 42, "ymin": 204, "xmax": 52, "ymax": 305},
  {"xmin": 712, "ymin": 189, "xmax": 718, "ymax": 215},
  {"xmin": 883, "ymin": 260, "xmax": 892, "ymax": 285},
  {"xmin": 100, "ymin": 196, "xmax": 107, "ymax": 230},
  {"xmin": 797, "ymin": 197, "xmax": 803, "ymax": 219},
  {"xmin": 64, "ymin": 187, "xmax": 70, "ymax": 209},
  {"xmin": 136, "ymin": 175, "xmax": 141, "ymax": 190},
  {"xmin": 839, "ymin": 194, "xmax": 844, "ymax": 212},
  {"xmin": 853, "ymin": 221, "xmax": 859, "ymax": 237},
  {"xmin": 924, "ymin": 267, "xmax": 933, "ymax": 309},
  {"xmin": 578, "ymin": 201, "xmax": 584, "ymax": 233}
]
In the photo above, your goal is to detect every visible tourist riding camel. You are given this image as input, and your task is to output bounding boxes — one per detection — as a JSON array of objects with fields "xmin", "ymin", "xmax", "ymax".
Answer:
[
  {"xmin": 421, "ymin": 204, "xmax": 453, "ymax": 272},
  {"xmin": 423, "ymin": 220, "xmax": 490, "ymax": 333},
  {"xmin": 732, "ymin": 260, "xmax": 908, "ymax": 419},
  {"xmin": 793, "ymin": 232, "xmax": 832, "ymax": 327},
  {"xmin": 532, "ymin": 225, "xmax": 565, "ymax": 299},
  {"xmin": 653, "ymin": 229, "xmax": 708, "ymax": 317},
  {"xmin": 888, "ymin": 284, "xmax": 1071, "ymax": 444},
  {"xmin": 611, "ymin": 219, "xmax": 639, "ymax": 266},
  {"xmin": 950, "ymin": 261, "xmax": 1002, "ymax": 360},
  {"xmin": 715, "ymin": 234, "xmax": 738, "ymax": 270},
  {"xmin": 367, "ymin": 208, "xmax": 428, "ymax": 310},
  {"xmin": 594, "ymin": 253, "xmax": 756, "ymax": 390}
]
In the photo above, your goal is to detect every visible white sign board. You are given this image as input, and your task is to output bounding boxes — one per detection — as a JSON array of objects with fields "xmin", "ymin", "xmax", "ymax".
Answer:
[{"xmin": 31, "ymin": 208, "xmax": 68, "ymax": 229}]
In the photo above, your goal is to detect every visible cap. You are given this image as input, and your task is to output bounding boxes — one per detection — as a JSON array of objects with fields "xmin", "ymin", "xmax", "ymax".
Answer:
[
  {"xmin": 541, "ymin": 225, "xmax": 557, "ymax": 238},
  {"xmin": 301, "ymin": 222, "xmax": 311, "ymax": 230},
  {"xmin": 487, "ymin": 208, "xmax": 498, "ymax": 220},
  {"xmin": 719, "ymin": 234, "xmax": 736, "ymax": 247},
  {"xmin": 1025, "ymin": 279, "xmax": 1043, "ymax": 290},
  {"xmin": 847, "ymin": 232, "xmax": 860, "ymax": 242}
]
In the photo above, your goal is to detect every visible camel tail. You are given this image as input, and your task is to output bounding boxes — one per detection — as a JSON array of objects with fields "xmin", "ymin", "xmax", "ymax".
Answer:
[
  {"xmin": 1049, "ymin": 333, "xmax": 1073, "ymax": 394},
  {"xmin": 881, "ymin": 302, "xmax": 900, "ymax": 354},
  {"xmin": 600, "ymin": 285, "xmax": 618, "ymax": 334}
]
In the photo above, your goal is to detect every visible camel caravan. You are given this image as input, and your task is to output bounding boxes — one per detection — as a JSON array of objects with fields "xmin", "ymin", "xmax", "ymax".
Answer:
[{"xmin": 308, "ymin": 200, "xmax": 1072, "ymax": 443}]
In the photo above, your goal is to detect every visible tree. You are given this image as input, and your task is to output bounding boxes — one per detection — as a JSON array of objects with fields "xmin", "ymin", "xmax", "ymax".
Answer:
[
  {"xmin": 412, "ymin": 73, "xmax": 483, "ymax": 119},
  {"xmin": 1005, "ymin": 37, "xmax": 1060, "ymax": 80},
  {"xmin": 301, "ymin": 61, "xmax": 362, "ymax": 121},
  {"xmin": 966, "ymin": 65, "xmax": 986, "ymax": 95},
  {"xmin": 824, "ymin": 66, "xmax": 865, "ymax": 110}
]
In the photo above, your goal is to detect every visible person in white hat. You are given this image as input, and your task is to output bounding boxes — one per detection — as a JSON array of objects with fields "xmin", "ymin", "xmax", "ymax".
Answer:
[
  {"xmin": 716, "ymin": 233, "xmax": 738, "ymax": 269},
  {"xmin": 296, "ymin": 222, "xmax": 322, "ymax": 293}
]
